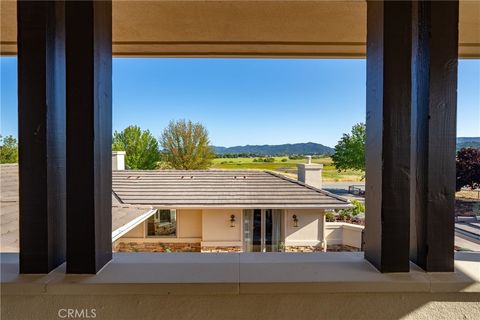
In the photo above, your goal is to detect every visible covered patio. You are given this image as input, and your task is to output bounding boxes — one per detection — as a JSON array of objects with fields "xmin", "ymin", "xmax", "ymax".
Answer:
[{"xmin": 1, "ymin": 1, "xmax": 479, "ymax": 319}]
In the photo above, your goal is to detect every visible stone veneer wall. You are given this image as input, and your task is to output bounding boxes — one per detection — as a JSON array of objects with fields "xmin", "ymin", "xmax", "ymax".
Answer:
[
  {"xmin": 115, "ymin": 243, "xmax": 360, "ymax": 253},
  {"xmin": 116, "ymin": 242, "xmax": 201, "ymax": 252},
  {"xmin": 285, "ymin": 245, "xmax": 361, "ymax": 252},
  {"xmin": 201, "ymin": 246, "xmax": 242, "ymax": 253},
  {"xmin": 327, "ymin": 244, "xmax": 361, "ymax": 252},
  {"xmin": 285, "ymin": 246, "xmax": 324, "ymax": 253}
]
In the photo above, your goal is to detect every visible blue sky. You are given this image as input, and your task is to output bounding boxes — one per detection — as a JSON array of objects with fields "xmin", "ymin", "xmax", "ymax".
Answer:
[{"xmin": 1, "ymin": 58, "xmax": 479, "ymax": 147}]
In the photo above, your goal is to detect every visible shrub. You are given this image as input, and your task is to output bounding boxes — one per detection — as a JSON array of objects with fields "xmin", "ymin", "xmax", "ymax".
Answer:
[
  {"xmin": 0, "ymin": 135, "xmax": 18, "ymax": 164},
  {"xmin": 338, "ymin": 210, "xmax": 351, "ymax": 222},
  {"xmin": 456, "ymin": 148, "xmax": 480, "ymax": 191},
  {"xmin": 350, "ymin": 200, "xmax": 365, "ymax": 216},
  {"xmin": 325, "ymin": 211, "xmax": 336, "ymax": 222}
]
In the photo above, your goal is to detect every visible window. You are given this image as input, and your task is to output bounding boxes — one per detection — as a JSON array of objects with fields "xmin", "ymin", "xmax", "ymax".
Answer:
[{"xmin": 146, "ymin": 209, "xmax": 177, "ymax": 237}]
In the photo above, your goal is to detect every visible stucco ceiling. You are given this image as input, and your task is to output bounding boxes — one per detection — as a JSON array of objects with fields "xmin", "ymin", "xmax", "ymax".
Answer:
[{"xmin": 1, "ymin": 0, "xmax": 479, "ymax": 58}]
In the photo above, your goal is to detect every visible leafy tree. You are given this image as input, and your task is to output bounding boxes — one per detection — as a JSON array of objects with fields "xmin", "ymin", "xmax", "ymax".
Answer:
[
  {"xmin": 456, "ymin": 147, "xmax": 480, "ymax": 191},
  {"xmin": 112, "ymin": 126, "xmax": 160, "ymax": 169},
  {"xmin": 331, "ymin": 123, "xmax": 366, "ymax": 173},
  {"xmin": 160, "ymin": 119, "xmax": 214, "ymax": 170},
  {"xmin": 0, "ymin": 135, "xmax": 18, "ymax": 164}
]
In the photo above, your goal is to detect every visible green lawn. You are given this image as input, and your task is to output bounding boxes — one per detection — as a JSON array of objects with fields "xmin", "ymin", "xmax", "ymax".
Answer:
[{"xmin": 211, "ymin": 157, "xmax": 363, "ymax": 182}]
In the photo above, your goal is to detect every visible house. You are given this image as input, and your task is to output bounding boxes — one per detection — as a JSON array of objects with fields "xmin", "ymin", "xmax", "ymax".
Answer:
[
  {"xmin": 3, "ymin": 1, "xmax": 479, "ymax": 319},
  {"xmin": 1, "ymin": 155, "xmax": 356, "ymax": 254},
  {"xmin": 0, "ymin": 164, "xmax": 155, "ymax": 252},
  {"xmin": 111, "ymin": 154, "xmax": 354, "ymax": 253}
]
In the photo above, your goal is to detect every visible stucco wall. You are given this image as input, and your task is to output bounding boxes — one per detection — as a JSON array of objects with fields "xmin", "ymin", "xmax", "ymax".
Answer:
[
  {"xmin": 285, "ymin": 209, "xmax": 324, "ymax": 246},
  {"xmin": 178, "ymin": 209, "xmax": 202, "ymax": 238},
  {"xmin": 202, "ymin": 209, "xmax": 243, "ymax": 243},
  {"xmin": 342, "ymin": 224, "xmax": 363, "ymax": 248},
  {"xmin": 122, "ymin": 222, "xmax": 145, "ymax": 238},
  {"xmin": 325, "ymin": 223, "xmax": 364, "ymax": 249},
  {"xmin": 2, "ymin": 293, "xmax": 479, "ymax": 320},
  {"xmin": 119, "ymin": 209, "xmax": 203, "ymax": 240}
]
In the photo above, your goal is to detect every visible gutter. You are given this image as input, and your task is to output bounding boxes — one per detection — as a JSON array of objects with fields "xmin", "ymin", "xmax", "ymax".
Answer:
[{"xmin": 111, "ymin": 208, "xmax": 157, "ymax": 242}]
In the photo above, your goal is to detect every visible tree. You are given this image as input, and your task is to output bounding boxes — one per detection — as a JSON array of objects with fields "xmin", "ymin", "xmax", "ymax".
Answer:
[
  {"xmin": 160, "ymin": 119, "xmax": 214, "ymax": 170},
  {"xmin": 0, "ymin": 135, "xmax": 18, "ymax": 164},
  {"xmin": 456, "ymin": 147, "xmax": 480, "ymax": 191},
  {"xmin": 112, "ymin": 126, "xmax": 160, "ymax": 169},
  {"xmin": 331, "ymin": 123, "xmax": 366, "ymax": 173}
]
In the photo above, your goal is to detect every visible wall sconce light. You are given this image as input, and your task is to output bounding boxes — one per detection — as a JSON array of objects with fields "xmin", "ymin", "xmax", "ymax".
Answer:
[
  {"xmin": 292, "ymin": 214, "xmax": 299, "ymax": 227},
  {"xmin": 230, "ymin": 214, "xmax": 236, "ymax": 227}
]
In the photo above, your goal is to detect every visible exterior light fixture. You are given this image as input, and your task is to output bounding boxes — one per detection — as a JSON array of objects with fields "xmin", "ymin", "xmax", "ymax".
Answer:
[
  {"xmin": 292, "ymin": 214, "xmax": 299, "ymax": 227},
  {"xmin": 230, "ymin": 214, "xmax": 236, "ymax": 227}
]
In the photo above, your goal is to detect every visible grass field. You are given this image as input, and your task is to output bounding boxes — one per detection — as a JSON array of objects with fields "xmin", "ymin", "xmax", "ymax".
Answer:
[{"xmin": 211, "ymin": 157, "xmax": 363, "ymax": 182}]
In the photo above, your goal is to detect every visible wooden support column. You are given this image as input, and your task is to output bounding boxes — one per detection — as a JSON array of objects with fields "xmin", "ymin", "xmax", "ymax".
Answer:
[
  {"xmin": 410, "ymin": 1, "xmax": 458, "ymax": 272},
  {"xmin": 17, "ymin": 1, "xmax": 66, "ymax": 274},
  {"xmin": 66, "ymin": 0, "xmax": 112, "ymax": 273},
  {"xmin": 364, "ymin": 0, "xmax": 412, "ymax": 272}
]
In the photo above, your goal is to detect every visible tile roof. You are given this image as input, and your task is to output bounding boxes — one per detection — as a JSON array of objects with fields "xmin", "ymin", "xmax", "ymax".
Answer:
[
  {"xmin": 0, "ymin": 165, "xmax": 152, "ymax": 252},
  {"xmin": 112, "ymin": 170, "xmax": 351, "ymax": 209}
]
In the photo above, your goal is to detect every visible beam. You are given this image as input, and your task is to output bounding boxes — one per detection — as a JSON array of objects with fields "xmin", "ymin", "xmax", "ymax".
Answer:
[
  {"xmin": 364, "ymin": 0, "xmax": 412, "ymax": 272},
  {"xmin": 17, "ymin": 0, "xmax": 66, "ymax": 273},
  {"xmin": 66, "ymin": 0, "xmax": 112, "ymax": 274},
  {"xmin": 410, "ymin": 1, "xmax": 458, "ymax": 272}
]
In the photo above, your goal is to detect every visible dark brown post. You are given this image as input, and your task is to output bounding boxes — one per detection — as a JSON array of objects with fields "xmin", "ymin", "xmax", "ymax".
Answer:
[
  {"xmin": 17, "ymin": 1, "xmax": 66, "ymax": 274},
  {"xmin": 66, "ymin": 0, "xmax": 112, "ymax": 273},
  {"xmin": 364, "ymin": 0, "xmax": 412, "ymax": 272},
  {"xmin": 410, "ymin": 1, "xmax": 458, "ymax": 272}
]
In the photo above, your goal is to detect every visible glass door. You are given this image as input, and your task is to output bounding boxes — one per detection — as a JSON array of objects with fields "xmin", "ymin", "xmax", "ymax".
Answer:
[{"xmin": 243, "ymin": 209, "xmax": 284, "ymax": 252}]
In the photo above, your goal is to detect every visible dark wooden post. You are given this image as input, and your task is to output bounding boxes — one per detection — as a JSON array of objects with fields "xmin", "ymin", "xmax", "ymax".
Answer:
[
  {"xmin": 364, "ymin": 0, "xmax": 412, "ymax": 272},
  {"xmin": 17, "ymin": 0, "xmax": 66, "ymax": 274},
  {"xmin": 65, "ymin": 0, "xmax": 112, "ymax": 274},
  {"xmin": 410, "ymin": 1, "xmax": 458, "ymax": 272}
]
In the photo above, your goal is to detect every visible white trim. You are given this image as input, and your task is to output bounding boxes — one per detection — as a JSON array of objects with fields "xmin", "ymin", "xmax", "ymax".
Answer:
[
  {"xmin": 150, "ymin": 204, "xmax": 352, "ymax": 210},
  {"xmin": 285, "ymin": 240, "xmax": 323, "ymax": 246},
  {"xmin": 325, "ymin": 222, "xmax": 365, "ymax": 231},
  {"xmin": 111, "ymin": 209, "xmax": 156, "ymax": 242}
]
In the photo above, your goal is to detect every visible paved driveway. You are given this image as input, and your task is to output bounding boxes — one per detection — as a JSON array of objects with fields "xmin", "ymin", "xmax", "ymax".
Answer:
[{"xmin": 323, "ymin": 182, "xmax": 365, "ymax": 203}]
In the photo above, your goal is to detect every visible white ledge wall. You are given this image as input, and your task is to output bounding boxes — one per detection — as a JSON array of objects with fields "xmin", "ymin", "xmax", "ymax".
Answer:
[{"xmin": 1, "ymin": 252, "xmax": 480, "ymax": 319}]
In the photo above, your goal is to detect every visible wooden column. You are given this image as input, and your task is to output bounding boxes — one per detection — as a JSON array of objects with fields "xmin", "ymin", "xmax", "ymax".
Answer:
[
  {"xmin": 410, "ymin": 1, "xmax": 458, "ymax": 272},
  {"xmin": 17, "ymin": 1, "xmax": 66, "ymax": 274},
  {"xmin": 66, "ymin": 0, "xmax": 112, "ymax": 274},
  {"xmin": 364, "ymin": 0, "xmax": 412, "ymax": 272}
]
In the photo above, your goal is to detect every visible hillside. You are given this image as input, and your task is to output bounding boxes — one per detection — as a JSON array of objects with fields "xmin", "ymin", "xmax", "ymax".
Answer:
[
  {"xmin": 457, "ymin": 137, "xmax": 480, "ymax": 150},
  {"xmin": 213, "ymin": 142, "xmax": 334, "ymax": 156}
]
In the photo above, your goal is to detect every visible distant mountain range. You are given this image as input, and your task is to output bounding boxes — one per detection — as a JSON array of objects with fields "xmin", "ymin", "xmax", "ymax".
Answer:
[
  {"xmin": 457, "ymin": 137, "xmax": 480, "ymax": 150},
  {"xmin": 212, "ymin": 138, "xmax": 478, "ymax": 156},
  {"xmin": 213, "ymin": 142, "xmax": 334, "ymax": 156}
]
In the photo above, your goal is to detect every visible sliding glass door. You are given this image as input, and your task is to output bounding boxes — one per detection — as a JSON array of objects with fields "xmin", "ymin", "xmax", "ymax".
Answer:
[{"xmin": 243, "ymin": 209, "xmax": 284, "ymax": 252}]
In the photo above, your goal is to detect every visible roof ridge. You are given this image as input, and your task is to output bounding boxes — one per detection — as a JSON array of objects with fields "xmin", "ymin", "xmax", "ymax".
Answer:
[
  {"xmin": 263, "ymin": 170, "xmax": 351, "ymax": 204},
  {"xmin": 112, "ymin": 190, "xmax": 125, "ymax": 204}
]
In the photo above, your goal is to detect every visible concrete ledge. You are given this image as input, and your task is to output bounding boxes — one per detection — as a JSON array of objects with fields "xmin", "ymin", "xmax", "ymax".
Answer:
[
  {"xmin": 2, "ymin": 252, "xmax": 479, "ymax": 320},
  {"xmin": 1, "ymin": 252, "xmax": 479, "ymax": 296}
]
